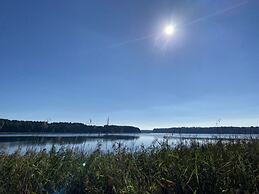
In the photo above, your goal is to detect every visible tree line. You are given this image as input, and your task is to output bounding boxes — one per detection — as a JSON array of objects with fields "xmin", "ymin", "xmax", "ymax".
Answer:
[
  {"xmin": 0, "ymin": 119, "xmax": 141, "ymax": 133},
  {"xmin": 153, "ymin": 126, "xmax": 259, "ymax": 134}
]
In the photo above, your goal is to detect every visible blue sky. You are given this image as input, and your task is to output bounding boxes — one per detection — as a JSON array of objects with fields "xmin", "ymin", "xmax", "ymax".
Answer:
[{"xmin": 0, "ymin": 0, "xmax": 259, "ymax": 129}]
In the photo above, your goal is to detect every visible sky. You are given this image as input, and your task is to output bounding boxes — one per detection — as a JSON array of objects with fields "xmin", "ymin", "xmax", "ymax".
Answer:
[{"xmin": 0, "ymin": 0, "xmax": 259, "ymax": 130}]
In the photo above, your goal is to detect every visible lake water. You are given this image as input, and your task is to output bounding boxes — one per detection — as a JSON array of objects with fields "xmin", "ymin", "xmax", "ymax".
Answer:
[{"xmin": 0, "ymin": 133, "xmax": 258, "ymax": 154}]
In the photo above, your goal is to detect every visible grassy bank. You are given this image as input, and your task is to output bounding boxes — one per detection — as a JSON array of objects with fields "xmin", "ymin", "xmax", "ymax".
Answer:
[{"xmin": 0, "ymin": 140, "xmax": 258, "ymax": 194}]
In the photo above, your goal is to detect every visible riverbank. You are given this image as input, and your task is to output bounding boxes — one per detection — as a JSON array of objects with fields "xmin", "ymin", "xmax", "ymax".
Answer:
[{"xmin": 0, "ymin": 139, "xmax": 258, "ymax": 193}]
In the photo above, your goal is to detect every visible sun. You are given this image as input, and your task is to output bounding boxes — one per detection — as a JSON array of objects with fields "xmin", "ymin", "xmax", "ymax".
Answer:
[{"xmin": 164, "ymin": 25, "xmax": 175, "ymax": 36}]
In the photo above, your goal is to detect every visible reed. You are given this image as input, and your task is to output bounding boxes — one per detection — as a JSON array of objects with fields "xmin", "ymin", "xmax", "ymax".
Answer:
[{"xmin": 0, "ymin": 139, "xmax": 258, "ymax": 194}]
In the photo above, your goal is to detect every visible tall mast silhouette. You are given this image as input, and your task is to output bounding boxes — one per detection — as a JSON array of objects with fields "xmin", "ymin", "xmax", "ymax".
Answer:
[{"xmin": 106, "ymin": 116, "xmax": 110, "ymax": 126}]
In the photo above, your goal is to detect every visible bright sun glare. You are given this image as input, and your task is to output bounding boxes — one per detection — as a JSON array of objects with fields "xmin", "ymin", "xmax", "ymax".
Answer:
[{"xmin": 164, "ymin": 25, "xmax": 175, "ymax": 36}]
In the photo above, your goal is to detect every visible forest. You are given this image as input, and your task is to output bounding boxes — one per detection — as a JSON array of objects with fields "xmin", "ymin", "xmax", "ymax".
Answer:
[
  {"xmin": 153, "ymin": 126, "xmax": 259, "ymax": 134},
  {"xmin": 0, "ymin": 119, "xmax": 141, "ymax": 133}
]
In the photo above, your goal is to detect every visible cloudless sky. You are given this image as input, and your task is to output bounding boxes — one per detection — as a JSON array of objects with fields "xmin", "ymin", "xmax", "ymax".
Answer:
[{"xmin": 0, "ymin": 0, "xmax": 259, "ymax": 129}]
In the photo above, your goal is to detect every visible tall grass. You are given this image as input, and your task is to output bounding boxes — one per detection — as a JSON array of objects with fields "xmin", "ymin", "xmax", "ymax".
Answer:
[{"xmin": 0, "ymin": 139, "xmax": 258, "ymax": 194}]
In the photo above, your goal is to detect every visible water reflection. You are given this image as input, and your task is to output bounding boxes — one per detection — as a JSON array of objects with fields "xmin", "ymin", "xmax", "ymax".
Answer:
[
  {"xmin": 0, "ymin": 134, "xmax": 139, "ymax": 143},
  {"xmin": 0, "ymin": 133, "xmax": 258, "ymax": 154}
]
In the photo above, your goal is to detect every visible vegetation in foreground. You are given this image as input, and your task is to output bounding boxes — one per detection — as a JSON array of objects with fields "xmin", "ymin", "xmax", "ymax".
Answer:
[{"xmin": 0, "ymin": 140, "xmax": 258, "ymax": 194}]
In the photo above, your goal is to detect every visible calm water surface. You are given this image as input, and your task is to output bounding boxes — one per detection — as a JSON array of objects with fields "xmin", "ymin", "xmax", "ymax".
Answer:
[{"xmin": 0, "ymin": 133, "xmax": 258, "ymax": 154}]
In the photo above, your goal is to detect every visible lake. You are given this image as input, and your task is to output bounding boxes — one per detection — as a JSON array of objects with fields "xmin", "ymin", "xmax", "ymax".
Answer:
[{"xmin": 0, "ymin": 133, "xmax": 258, "ymax": 154}]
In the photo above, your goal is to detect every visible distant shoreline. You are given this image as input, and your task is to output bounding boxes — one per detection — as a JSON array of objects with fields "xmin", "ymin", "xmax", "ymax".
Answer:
[
  {"xmin": 153, "ymin": 126, "xmax": 259, "ymax": 134},
  {"xmin": 0, "ymin": 118, "xmax": 141, "ymax": 133},
  {"xmin": 1, "ymin": 118, "xmax": 259, "ymax": 134}
]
